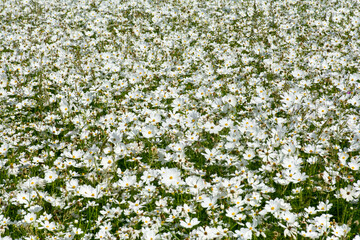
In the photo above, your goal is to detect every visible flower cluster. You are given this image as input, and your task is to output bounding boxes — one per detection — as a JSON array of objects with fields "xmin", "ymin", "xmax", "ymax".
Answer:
[{"xmin": 0, "ymin": 0, "xmax": 360, "ymax": 239}]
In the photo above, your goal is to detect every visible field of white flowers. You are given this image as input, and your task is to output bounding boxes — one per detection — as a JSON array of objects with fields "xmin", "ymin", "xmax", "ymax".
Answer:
[{"xmin": 1, "ymin": 0, "xmax": 360, "ymax": 239}]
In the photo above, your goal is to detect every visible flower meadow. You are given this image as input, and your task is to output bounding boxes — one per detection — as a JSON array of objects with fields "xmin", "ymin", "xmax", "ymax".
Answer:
[{"xmin": 1, "ymin": 0, "xmax": 360, "ymax": 239}]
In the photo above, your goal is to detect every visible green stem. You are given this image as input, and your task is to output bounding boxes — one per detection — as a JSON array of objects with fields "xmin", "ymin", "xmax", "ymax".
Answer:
[
  {"xmin": 87, "ymin": 206, "xmax": 94, "ymax": 230},
  {"xmin": 341, "ymin": 205, "xmax": 348, "ymax": 224}
]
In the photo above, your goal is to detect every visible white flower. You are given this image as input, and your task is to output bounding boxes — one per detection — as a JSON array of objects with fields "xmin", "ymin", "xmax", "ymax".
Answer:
[
  {"xmin": 304, "ymin": 206, "xmax": 317, "ymax": 215},
  {"xmin": 142, "ymin": 227, "xmax": 159, "ymax": 240},
  {"xmin": 72, "ymin": 227, "xmax": 84, "ymax": 235},
  {"xmin": 332, "ymin": 224, "xmax": 350, "ymax": 238},
  {"xmin": 200, "ymin": 196, "xmax": 218, "ymax": 209},
  {"xmin": 281, "ymin": 144, "xmax": 296, "ymax": 155},
  {"xmin": 146, "ymin": 112, "xmax": 162, "ymax": 124},
  {"xmin": 234, "ymin": 226, "xmax": 252, "ymax": 239},
  {"xmin": 185, "ymin": 176, "xmax": 206, "ymax": 194},
  {"xmin": 340, "ymin": 185, "xmax": 356, "ymax": 202},
  {"xmin": 29, "ymin": 205, "xmax": 43, "ymax": 213},
  {"xmin": 118, "ymin": 175, "xmax": 137, "ymax": 188},
  {"xmin": 171, "ymin": 143, "xmax": 185, "ymax": 152},
  {"xmin": 24, "ymin": 212, "xmax": 37, "ymax": 224},
  {"xmin": 291, "ymin": 69, "xmax": 306, "ymax": 79},
  {"xmin": 60, "ymin": 99, "xmax": 70, "ymax": 113},
  {"xmin": 100, "ymin": 156, "xmax": 114, "ymax": 169},
  {"xmin": 66, "ymin": 179, "xmax": 79, "ymax": 192},
  {"xmin": 263, "ymin": 199, "xmax": 281, "ymax": 216},
  {"xmin": 95, "ymin": 229, "xmax": 108, "ymax": 240},
  {"xmin": 180, "ymin": 217, "xmax": 200, "ymax": 229},
  {"xmin": 79, "ymin": 185, "xmax": 103, "ymax": 199},
  {"xmin": 64, "ymin": 149, "xmax": 84, "ymax": 159},
  {"xmin": 100, "ymin": 222, "xmax": 112, "ymax": 232},
  {"xmin": 219, "ymin": 118, "xmax": 233, "ymax": 128},
  {"xmin": 243, "ymin": 149, "xmax": 255, "ymax": 160},
  {"xmin": 353, "ymin": 235, "xmax": 360, "ymax": 240},
  {"xmin": 40, "ymin": 220, "xmax": 56, "ymax": 231},
  {"xmin": 349, "ymin": 73, "xmax": 360, "ymax": 83},
  {"xmin": 141, "ymin": 125, "xmax": 157, "ymax": 138},
  {"xmin": 160, "ymin": 168, "xmax": 183, "ymax": 187},
  {"xmin": 17, "ymin": 191, "xmax": 30, "ymax": 205},
  {"xmin": 222, "ymin": 94, "xmax": 237, "ymax": 107},
  {"xmin": 338, "ymin": 152, "xmax": 349, "ymax": 165},
  {"xmin": 44, "ymin": 170, "xmax": 58, "ymax": 183},
  {"xmin": 281, "ymin": 211, "xmax": 297, "ymax": 224},
  {"xmin": 202, "ymin": 148, "xmax": 220, "ymax": 160},
  {"xmin": 226, "ymin": 207, "xmax": 239, "ymax": 219},
  {"xmin": 317, "ymin": 105, "xmax": 328, "ymax": 116},
  {"xmin": 317, "ymin": 200, "xmax": 333, "ymax": 212},
  {"xmin": 348, "ymin": 160, "xmax": 360, "ymax": 171}
]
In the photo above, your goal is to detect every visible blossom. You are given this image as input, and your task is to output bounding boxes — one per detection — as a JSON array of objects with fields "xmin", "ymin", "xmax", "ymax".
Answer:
[
  {"xmin": 222, "ymin": 94, "xmax": 237, "ymax": 107},
  {"xmin": 66, "ymin": 179, "xmax": 79, "ymax": 192},
  {"xmin": 281, "ymin": 211, "xmax": 297, "ymax": 224},
  {"xmin": 64, "ymin": 149, "xmax": 84, "ymax": 159},
  {"xmin": 0, "ymin": 143, "xmax": 9, "ymax": 156},
  {"xmin": 332, "ymin": 224, "xmax": 351, "ymax": 238},
  {"xmin": 225, "ymin": 207, "xmax": 239, "ymax": 219},
  {"xmin": 44, "ymin": 170, "xmax": 59, "ymax": 183},
  {"xmin": 234, "ymin": 225, "xmax": 253, "ymax": 239},
  {"xmin": 243, "ymin": 149, "xmax": 255, "ymax": 160},
  {"xmin": 72, "ymin": 227, "xmax": 84, "ymax": 235},
  {"xmin": 95, "ymin": 229, "xmax": 109, "ymax": 239},
  {"xmin": 338, "ymin": 152, "xmax": 349, "ymax": 165},
  {"xmin": 185, "ymin": 176, "xmax": 206, "ymax": 194},
  {"xmin": 118, "ymin": 175, "xmax": 137, "ymax": 188},
  {"xmin": 142, "ymin": 227, "xmax": 159, "ymax": 240},
  {"xmin": 180, "ymin": 217, "xmax": 200, "ymax": 228},
  {"xmin": 291, "ymin": 69, "xmax": 306, "ymax": 79},
  {"xmin": 78, "ymin": 185, "xmax": 103, "ymax": 199},
  {"xmin": 100, "ymin": 156, "xmax": 114, "ymax": 169},
  {"xmin": 39, "ymin": 220, "xmax": 56, "ymax": 231},
  {"xmin": 339, "ymin": 185, "xmax": 356, "ymax": 202},
  {"xmin": 261, "ymin": 199, "xmax": 281, "ymax": 216},
  {"xmin": 141, "ymin": 125, "xmax": 158, "ymax": 138},
  {"xmin": 24, "ymin": 212, "xmax": 37, "ymax": 224},
  {"xmin": 317, "ymin": 200, "xmax": 333, "ymax": 212},
  {"xmin": 202, "ymin": 148, "xmax": 220, "ymax": 160},
  {"xmin": 200, "ymin": 196, "xmax": 218, "ymax": 209},
  {"xmin": 160, "ymin": 168, "xmax": 183, "ymax": 187},
  {"xmin": 59, "ymin": 99, "xmax": 71, "ymax": 114},
  {"xmin": 348, "ymin": 160, "xmax": 360, "ymax": 171},
  {"xmin": 317, "ymin": 105, "xmax": 328, "ymax": 116},
  {"xmin": 281, "ymin": 144, "xmax": 296, "ymax": 155}
]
